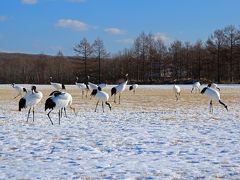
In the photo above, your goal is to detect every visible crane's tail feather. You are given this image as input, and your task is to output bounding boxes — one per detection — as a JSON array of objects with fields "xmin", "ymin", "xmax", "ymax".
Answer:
[
  {"xmin": 19, "ymin": 98, "xmax": 26, "ymax": 111},
  {"xmin": 111, "ymin": 87, "xmax": 117, "ymax": 96}
]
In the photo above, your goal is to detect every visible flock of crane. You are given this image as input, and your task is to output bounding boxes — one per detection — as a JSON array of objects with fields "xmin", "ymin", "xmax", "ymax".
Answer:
[
  {"xmin": 173, "ymin": 81, "xmax": 228, "ymax": 113},
  {"xmin": 10, "ymin": 74, "xmax": 228, "ymax": 125},
  {"xmin": 11, "ymin": 74, "xmax": 137, "ymax": 125}
]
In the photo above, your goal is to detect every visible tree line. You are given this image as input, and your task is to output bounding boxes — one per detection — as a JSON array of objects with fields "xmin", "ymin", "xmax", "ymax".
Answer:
[
  {"xmin": 0, "ymin": 25, "xmax": 240, "ymax": 84},
  {"xmin": 114, "ymin": 25, "xmax": 240, "ymax": 83}
]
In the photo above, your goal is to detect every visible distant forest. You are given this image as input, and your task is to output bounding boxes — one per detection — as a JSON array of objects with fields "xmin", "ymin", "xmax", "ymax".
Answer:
[{"xmin": 1, "ymin": 25, "xmax": 240, "ymax": 84}]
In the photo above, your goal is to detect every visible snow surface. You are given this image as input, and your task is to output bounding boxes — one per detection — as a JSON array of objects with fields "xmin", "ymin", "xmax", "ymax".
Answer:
[{"xmin": 0, "ymin": 84, "xmax": 240, "ymax": 179}]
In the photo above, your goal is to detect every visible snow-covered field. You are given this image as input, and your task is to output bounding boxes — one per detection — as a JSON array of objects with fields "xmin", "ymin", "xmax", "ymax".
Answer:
[{"xmin": 0, "ymin": 84, "xmax": 240, "ymax": 179}]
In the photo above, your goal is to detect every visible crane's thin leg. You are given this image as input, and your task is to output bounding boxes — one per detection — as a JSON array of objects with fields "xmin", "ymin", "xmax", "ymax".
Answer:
[
  {"xmin": 175, "ymin": 93, "xmax": 178, "ymax": 101},
  {"xmin": 191, "ymin": 87, "xmax": 194, "ymax": 93},
  {"xmin": 27, "ymin": 108, "xmax": 31, "ymax": 122},
  {"xmin": 178, "ymin": 92, "xmax": 180, "ymax": 100},
  {"xmin": 82, "ymin": 90, "xmax": 84, "ymax": 99},
  {"xmin": 219, "ymin": 100, "xmax": 228, "ymax": 111},
  {"xmin": 60, "ymin": 108, "xmax": 63, "ymax": 118},
  {"xmin": 14, "ymin": 93, "xmax": 21, "ymax": 99},
  {"xmin": 95, "ymin": 101, "xmax": 99, "ymax": 112},
  {"xmin": 119, "ymin": 94, "xmax": 121, "ymax": 104},
  {"xmin": 114, "ymin": 94, "xmax": 116, "ymax": 103},
  {"xmin": 58, "ymin": 110, "xmax": 61, "ymax": 125},
  {"xmin": 64, "ymin": 107, "xmax": 67, "ymax": 117},
  {"xmin": 102, "ymin": 101, "xmax": 104, "ymax": 112},
  {"xmin": 210, "ymin": 100, "xmax": 213, "ymax": 113},
  {"xmin": 47, "ymin": 109, "xmax": 54, "ymax": 125},
  {"xmin": 32, "ymin": 107, "xmax": 35, "ymax": 122},
  {"xmin": 105, "ymin": 102, "xmax": 111, "ymax": 111}
]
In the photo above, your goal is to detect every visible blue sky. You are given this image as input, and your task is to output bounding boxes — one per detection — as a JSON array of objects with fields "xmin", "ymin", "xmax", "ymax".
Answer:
[{"xmin": 0, "ymin": 0, "xmax": 240, "ymax": 56}]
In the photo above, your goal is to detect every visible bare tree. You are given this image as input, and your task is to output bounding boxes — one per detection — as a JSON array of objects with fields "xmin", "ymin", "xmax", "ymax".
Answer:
[
  {"xmin": 74, "ymin": 38, "xmax": 92, "ymax": 79},
  {"xmin": 133, "ymin": 32, "xmax": 149, "ymax": 81},
  {"xmin": 169, "ymin": 40, "xmax": 183, "ymax": 80},
  {"xmin": 193, "ymin": 40, "xmax": 204, "ymax": 80},
  {"xmin": 154, "ymin": 39, "xmax": 167, "ymax": 80},
  {"xmin": 146, "ymin": 33, "xmax": 156, "ymax": 81},
  {"xmin": 223, "ymin": 25, "xmax": 240, "ymax": 82},
  {"xmin": 92, "ymin": 38, "xmax": 108, "ymax": 83},
  {"xmin": 207, "ymin": 29, "xmax": 225, "ymax": 82}
]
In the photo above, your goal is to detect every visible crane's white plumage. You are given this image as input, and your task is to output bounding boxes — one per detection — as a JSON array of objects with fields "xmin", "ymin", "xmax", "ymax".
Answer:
[
  {"xmin": 98, "ymin": 83, "xmax": 107, "ymax": 89},
  {"xmin": 45, "ymin": 91, "xmax": 75, "ymax": 125},
  {"xmin": 86, "ymin": 76, "xmax": 107, "ymax": 92},
  {"xmin": 201, "ymin": 87, "xmax": 228, "ymax": 113},
  {"xmin": 49, "ymin": 77, "xmax": 65, "ymax": 90},
  {"xmin": 202, "ymin": 87, "xmax": 220, "ymax": 101},
  {"xmin": 173, "ymin": 84, "xmax": 181, "ymax": 101},
  {"xmin": 91, "ymin": 87, "xmax": 111, "ymax": 112},
  {"xmin": 129, "ymin": 84, "xmax": 138, "ymax": 94},
  {"xmin": 76, "ymin": 82, "xmax": 87, "ymax": 90},
  {"xmin": 111, "ymin": 74, "xmax": 128, "ymax": 104},
  {"xmin": 115, "ymin": 81, "xmax": 128, "ymax": 92},
  {"xmin": 19, "ymin": 86, "xmax": 43, "ymax": 122},
  {"xmin": 86, "ymin": 76, "xmax": 98, "ymax": 91},
  {"xmin": 208, "ymin": 83, "xmax": 220, "ymax": 91},
  {"xmin": 11, "ymin": 83, "xmax": 26, "ymax": 99},
  {"xmin": 191, "ymin": 81, "xmax": 201, "ymax": 93},
  {"xmin": 88, "ymin": 82, "xmax": 98, "ymax": 90},
  {"xmin": 88, "ymin": 82, "xmax": 107, "ymax": 91},
  {"xmin": 75, "ymin": 77, "xmax": 88, "ymax": 98}
]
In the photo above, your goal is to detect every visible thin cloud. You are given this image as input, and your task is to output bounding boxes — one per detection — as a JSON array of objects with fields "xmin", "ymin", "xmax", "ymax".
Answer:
[
  {"xmin": 153, "ymin": 32, "xmax": 170, "ymax": 42},
  {"xmin": 0, "ymin": 16, "xmax": 8, "ymax": 22},
  {"xmin": 55, "ymin": 19, "xmax": 89, "ymax": 31},
  {"xmin": 21, "ymin": 0, "xmax": 38, "ymax": 4},
  {"xmin": 116, "ymin": 38, "xmax": 134, "ymax": 44},
  {"xmin": 104, "ymin": 28, "xmax": 125, "ymax": 35}
]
